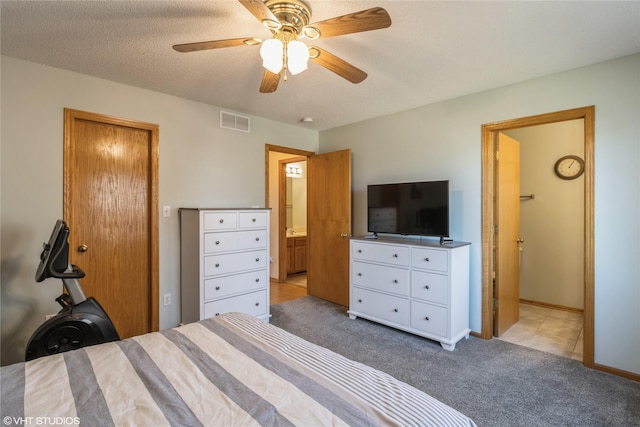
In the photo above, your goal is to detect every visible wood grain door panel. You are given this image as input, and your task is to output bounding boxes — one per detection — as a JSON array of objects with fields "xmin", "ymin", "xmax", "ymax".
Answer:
[
  {"xmin": 494, "ymin": 132, "xmax": 520, "ymax": 336},
  {"xmin": 307, "ymin": 149, "xmax": 351, "ymax": 306},
  {"xmin": 64, "ymin": 109, "xmax": 159, "ymax": 339}
]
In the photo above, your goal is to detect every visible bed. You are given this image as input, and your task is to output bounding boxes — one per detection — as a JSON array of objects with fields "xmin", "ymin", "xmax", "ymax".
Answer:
[{"xmin": 1, "ymin": 312, "xmax": 476, "ymax": 426}]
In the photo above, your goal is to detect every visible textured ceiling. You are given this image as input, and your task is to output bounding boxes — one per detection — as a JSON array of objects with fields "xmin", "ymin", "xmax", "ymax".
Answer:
[{"xmin": 2, "ymin": 1, "xmax": 639, "ymax": 130}]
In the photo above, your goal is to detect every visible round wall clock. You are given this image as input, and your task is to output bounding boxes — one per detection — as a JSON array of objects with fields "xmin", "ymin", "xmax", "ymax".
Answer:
[{"xmin": 554, "ymin": 155, "xmax": 584, "ymax": 180}]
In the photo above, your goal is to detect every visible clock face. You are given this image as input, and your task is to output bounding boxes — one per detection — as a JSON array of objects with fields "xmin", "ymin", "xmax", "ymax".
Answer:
[{"xmin": 554, "ymin": 155, "xmax": 584, "ymax": 180}]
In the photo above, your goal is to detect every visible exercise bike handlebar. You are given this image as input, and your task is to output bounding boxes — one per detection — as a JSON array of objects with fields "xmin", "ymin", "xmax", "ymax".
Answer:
[
  {"xmin": 36, "ymin": 220, "xmax": 86, "ymax": 282},
  {"xmin": 51, "ymin": 263, "xmax": 86, "ymax": 280},
  {"xmin": 35, "ymin": 220, "xmax": 88, "ymax": 304}
]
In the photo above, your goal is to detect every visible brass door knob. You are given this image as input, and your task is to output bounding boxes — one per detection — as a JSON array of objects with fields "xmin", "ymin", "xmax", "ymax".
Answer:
[{"xmin": 78, "ymin": 244, "xmax": 88, "ymax": 252}]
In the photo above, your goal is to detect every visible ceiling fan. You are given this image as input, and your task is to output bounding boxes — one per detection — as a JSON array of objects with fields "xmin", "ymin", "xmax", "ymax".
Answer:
[{"xmin": 173, "ymin": 0, "xmax": 391, "ymax": 93}]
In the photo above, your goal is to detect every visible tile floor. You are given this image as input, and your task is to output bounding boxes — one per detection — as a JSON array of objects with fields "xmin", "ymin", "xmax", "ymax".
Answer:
[{"xmin": 497, "ymin": 303, "xmax": 584, "ymax": 361}]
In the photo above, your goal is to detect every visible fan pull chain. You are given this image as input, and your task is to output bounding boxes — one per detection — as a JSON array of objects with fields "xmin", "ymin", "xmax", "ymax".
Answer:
[{"xmin": 283, "ymin": 42, "xmax": 289, "ymax": 81}]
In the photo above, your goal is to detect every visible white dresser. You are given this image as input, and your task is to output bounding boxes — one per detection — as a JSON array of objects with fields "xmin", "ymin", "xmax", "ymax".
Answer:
[
  {"xmin": 179, "ymin": 208, "xmax": 270, "ymax": 324},
  {"xmin": 349, "ymin": 237, "xmax": 470, "ymax": 350}
]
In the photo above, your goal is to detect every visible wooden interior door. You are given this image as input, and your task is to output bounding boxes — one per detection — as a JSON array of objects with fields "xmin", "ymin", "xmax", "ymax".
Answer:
[
  {"xmin": 494, "ymin": 132, "xmax": 521, "ymax": 336},
  {"xmin": 64, "ymin": 109, "xmax": 159, "ymax": 339},
  {"xmin": 307, "ymin": 149, "xmax": 352, "ymax": 306}
]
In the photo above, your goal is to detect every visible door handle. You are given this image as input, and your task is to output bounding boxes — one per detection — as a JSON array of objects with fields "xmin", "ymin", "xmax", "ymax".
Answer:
[
  {"xmin": 78, "ymin": 244, "xmax": 88, "ymax": 252},
  {"xmin": 516, "ymin": 237, "xmax": 524, "ymax": 244},
  {"xmin": 340, "ymin": 233, "xmax": 351, "ymax": 238}
]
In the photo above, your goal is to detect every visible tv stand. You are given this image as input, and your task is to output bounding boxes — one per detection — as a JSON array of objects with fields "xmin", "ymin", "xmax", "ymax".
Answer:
[{"xmin": 348, "ymin": 236, "xmax": 471, "ymax": 350}]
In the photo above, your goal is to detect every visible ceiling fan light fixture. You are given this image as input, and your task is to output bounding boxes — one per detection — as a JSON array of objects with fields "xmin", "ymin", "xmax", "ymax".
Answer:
[
  {"xmin": 260, "ymin": 38, "xmax": 284, "ymax": 73},
  {"xmin": 287, "ymin": 40, "xmax": 309, "ymax": 75},
  {"xmin": 173, "ymin": 1, "xmax": 392, "ymax": 93}
]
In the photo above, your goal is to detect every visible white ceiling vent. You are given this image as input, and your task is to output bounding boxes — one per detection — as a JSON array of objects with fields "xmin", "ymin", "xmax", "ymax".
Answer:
[{"xmin": 220, "ymin": 111, "xmax": 250, "ymax": 133}]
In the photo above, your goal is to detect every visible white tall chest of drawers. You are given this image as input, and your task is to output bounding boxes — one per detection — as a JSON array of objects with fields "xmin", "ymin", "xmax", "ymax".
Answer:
[
  {"xmin": 349, "ymin": 236, "xmax": 471, "ymax": 350},
  {"xmin": 179, "ymin": 208, "xmax": 270, "ymax": 324}
]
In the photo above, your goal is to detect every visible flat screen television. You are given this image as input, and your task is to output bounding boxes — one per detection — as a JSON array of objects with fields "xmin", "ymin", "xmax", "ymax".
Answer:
[{"xmin": 367, "ymin": 180, "xmax": 449, "ymax": 238}]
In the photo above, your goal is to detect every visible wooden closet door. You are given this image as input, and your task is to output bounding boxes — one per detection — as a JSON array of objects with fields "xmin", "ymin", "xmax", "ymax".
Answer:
[
  {"xmin": 64, "ymin": 109, "xmax": 159, "ymax": 339},
  {"xmin": 494, "ymin": 132, "xmax": 521, "ymax": 336}
]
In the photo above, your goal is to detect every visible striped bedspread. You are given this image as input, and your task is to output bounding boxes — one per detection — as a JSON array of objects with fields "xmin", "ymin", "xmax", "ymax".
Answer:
[{"xmin": 1, "ymin": 312, "xmax": 476, "ymax": 426}]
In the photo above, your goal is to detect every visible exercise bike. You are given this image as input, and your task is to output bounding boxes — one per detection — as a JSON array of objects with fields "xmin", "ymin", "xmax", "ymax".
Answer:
[{"xmin": 25, "ymin": 220, "xmax": 119, "ymax": 361}]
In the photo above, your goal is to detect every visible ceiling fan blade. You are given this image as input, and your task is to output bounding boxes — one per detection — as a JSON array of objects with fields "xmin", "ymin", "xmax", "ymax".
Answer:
[
  {"xmin": 259, "ymin": 69, "xmax": 282, "ymax": 93},
  {"xmin": 173, "ymin": 37, "xmax": 261, "ymax": 53},
  {"xmin": 306, "ymin": 7, "xmax": 391, "ymax": 39},
  {"xmin": 238, "ymin": 0, "xmax": 281, "ymax": 30},
  {"xmin": 308, "ymin": 47, "xmax": 367, "ymax": 84}
]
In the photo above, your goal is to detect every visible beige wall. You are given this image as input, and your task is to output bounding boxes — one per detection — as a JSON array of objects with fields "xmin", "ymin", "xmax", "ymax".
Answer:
[
  {"xmin": 0, "ymin": 56, "xmax": 318, "ymax": 365},
  {"xmin": 505, "ymin": 121, "xmax": 584, "ymax": 310},
  {"xmin": 320, "ymin": 54, "xmax": 640, "ymax": 375},
  {"xmin": 2, "ymin": 53, "xmax": 639, "ymax": 375}
]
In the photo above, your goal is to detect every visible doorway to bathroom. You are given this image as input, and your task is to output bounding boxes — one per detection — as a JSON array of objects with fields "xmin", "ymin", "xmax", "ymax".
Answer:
[
  {"xmin": 266, "ymin": 148, "xmax": 311, "ymax": 304},
  {"xmin": 266, "ymin": 145, "xmax": 352, "ymax": 307},
  {"xmin": 284, "ymin": 159, "xmax": 308, "ymax": 285}
]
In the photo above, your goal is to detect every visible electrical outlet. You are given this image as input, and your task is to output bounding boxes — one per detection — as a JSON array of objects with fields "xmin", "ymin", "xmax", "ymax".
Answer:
[{"xmin": 163, "ymin": 293, "xmax": 171, "ymax": 306}]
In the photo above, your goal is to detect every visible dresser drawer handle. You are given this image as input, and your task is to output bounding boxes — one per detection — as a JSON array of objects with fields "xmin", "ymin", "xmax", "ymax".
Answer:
[
  {"xmin": 393, "ymin": 279, "xmax": 398, "ymax": 284},
  {"xmin": 255, "ymin": 278, "xmax": 260, "ymax": 282},
  {"xmin": 358, "ymin": 299, "xmax": 363, "ymax": 303},
  {"xmin": 255, "ymin": 302, "xmax": 260, "ymax": 306},
  {"xmin": 425, "ymin": 285, "xmax": 430, "ymax": 290},
  {"xmin": 425, "ymin": 316, "xmax": 430, "ymax": 321},
  {"xmin": 215, "ymin": 286, "xmax": 220, "ymax": 290},
  {"xmin": 393, "ymin": 254, "xmax": 398, "ymax": 258},
  {"xmin": 215, "ymin": 313, "xmax": 220, "ymax": 316},
  {"xmin": 255, "ymin": 258, "xmax": 260, "ymax": 262},
  {"xmin": 424, "ymin": 257, "xmax": 430, "ymax": 262},
  {"xmin": 215, "ymin": 240, "xmax": 220, "ymax": 245},
  {"xmin": 255, "ymin": 237, "xmax": 260, "ymax": 241},
  {"xmin": 219, "ymin": 219, "xmax": 224, "ymax": 223},
  {"xmin": 357, "ymin": 272, "xmax": 362, "ymax": 276},
  {"xmin": 252, "ymin": 218, "xmax": 257, "ymax": 222},
  {"xmin": 394, "ymin": 308, "xmax": 398, "ymax": 313},
  {"xmin": 358, "ymin": 249, "xmax": 362, "ymax": 253},
  {"xmin": 215, "ymin": 263, "xmax": 220, "ymax": 268}
]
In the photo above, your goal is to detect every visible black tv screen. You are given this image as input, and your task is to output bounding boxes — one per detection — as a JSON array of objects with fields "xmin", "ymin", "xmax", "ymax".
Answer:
[{"xmin": 367, "ymin": 180, "xmax": 449, "ymax": 237}]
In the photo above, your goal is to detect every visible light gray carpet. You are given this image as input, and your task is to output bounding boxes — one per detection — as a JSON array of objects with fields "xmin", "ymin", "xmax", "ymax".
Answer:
[{"xmin": 270, "ymin": 296, "xmax": 640, "ymax": 427}]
